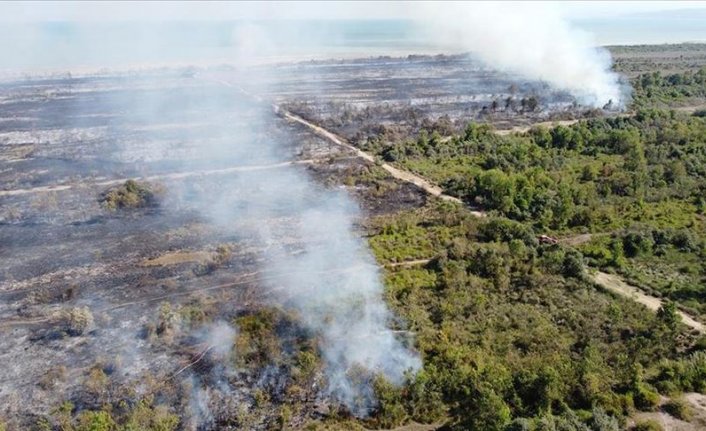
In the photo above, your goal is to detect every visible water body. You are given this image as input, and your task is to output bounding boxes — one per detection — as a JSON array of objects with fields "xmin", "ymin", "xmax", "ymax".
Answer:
[
  {"xmin": 1, "ymin": 17, "xmax": 704, "ymax": 73},
  {"xmin": 575, "ymin": 16, "xmax": 706, "ymax": 45}
]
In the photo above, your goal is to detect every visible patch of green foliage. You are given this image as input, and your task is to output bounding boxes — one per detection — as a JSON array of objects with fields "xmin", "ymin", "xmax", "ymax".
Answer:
[
  {"xmin": 631, "ymin": 68, "xmax": 706, "ymax": 109},
  {"xmin": 47, "ymin": 398, "xmax": 179, "ymax": 431},
  {"xmin": 364, "ymin": 203, "xmax": 703, "ymax": 430},
  {"xmin": 100, "ymin": 179, "xmax": 159, "ymax": 211},
  {"xmin": 365, "ymin": 101, "xmax": 706, "ymax": 318},
  {"xmin": 662, "ymin": 397, "xmax": 693, "ymax": 421},
  {"xmin": 632, "ymin": 419, "xmax": 664, "ymax": 431}
]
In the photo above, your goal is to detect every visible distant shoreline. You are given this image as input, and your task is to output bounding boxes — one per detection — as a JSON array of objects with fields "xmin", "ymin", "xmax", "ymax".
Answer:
[{"xmin": 1, "ymin": 42, "xmax": 704, "ymax": 83}]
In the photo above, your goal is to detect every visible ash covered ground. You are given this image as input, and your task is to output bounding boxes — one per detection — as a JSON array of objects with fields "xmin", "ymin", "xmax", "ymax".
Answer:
[
  {"xmin": 0, "ymin": 57, "xmax": 609, "ymax": 429},
  {"xmin": 260, "ymin": 54, "xmax": 603, "ymax": 143}
]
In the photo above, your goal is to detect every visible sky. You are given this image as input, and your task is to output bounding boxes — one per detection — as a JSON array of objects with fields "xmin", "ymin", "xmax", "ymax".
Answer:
[{"xmin": 1, "ymin": 1, "xmax": 705, "ymax": 22}]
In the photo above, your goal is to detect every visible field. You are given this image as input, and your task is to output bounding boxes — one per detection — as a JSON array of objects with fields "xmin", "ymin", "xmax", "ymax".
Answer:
[{"xmin": 0, "ymin": 44, "xmax": 705, "ymax": 430}]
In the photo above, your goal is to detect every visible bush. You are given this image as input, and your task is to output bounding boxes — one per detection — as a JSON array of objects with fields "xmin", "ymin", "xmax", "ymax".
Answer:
[
  {"xmin": 591, "ymin": 406, "xmax": 620, "ymax": 431},
  {"xmin": 622, "ymin": 231, "xmax": 654, "ymax": 257},
  {"xmin": 633, "ymin": 385, "xmax": 660, "ymax": 411},
  {"xmin": 632, "ymin": 419, "xmax": 663, "ymax": 431},
  {"xmin": 371, "ymin": 377, "xmax": 407, "ymax": 428},
  {"xmin": 100, "ymin": 179, "xmax": 158, "ymax": 210},
  {"xmin": 662, "ymin": 397, "xmax": 693, "ymax": 421},
  {"xmin": 479, "ymin": 218, "xmax": 537, "ymax": 247},
  {"xmin": 75, "ymin": 410, "xmax": 116, "ymax": 431},
  {"xmin": 562, "ymin": 251, "xmax": 586, "ymax": 279},
  {"xmin": 671, "ymin": 229, "xmax": 698, "ymax": 252},
  {"xmin": 61, "ymin": 307, "xmax": 94, "ymax": 336}
]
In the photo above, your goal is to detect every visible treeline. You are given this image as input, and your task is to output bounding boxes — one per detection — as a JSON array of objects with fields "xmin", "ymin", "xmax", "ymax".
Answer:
[{"xmin": 373, "ymin": 110, "xmax": 706, "ymax": 232}]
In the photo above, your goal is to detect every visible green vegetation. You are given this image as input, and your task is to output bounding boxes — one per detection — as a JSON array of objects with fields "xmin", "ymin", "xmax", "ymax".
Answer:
[
  {"xmin": 363, "ymin": 107, "xmax": 706, "ymax": 318},
  {"xmin": 662, "ymin": 397, "xmax": 693, "ymax": 421},
  {"xmin": 100, "ymin": 179, "xmax": 159, "ymax": 210},
  {"xmin": 47, "ymin": 399, "xmax": 178, "ymax": 431},
  {"xmin": 362, "ymin": 202, "xmax": 704, "ymax": 430},
  {"xmin": 631, "ymin": 68, "xmax": 706, "ymax": 109},
  {"xmin": 632, "ymin": 420, "xmax": 663, "ymax": 431},
  {"xmin": 362, "ymin": 73, "xmax": 706, "ymax": 428}
]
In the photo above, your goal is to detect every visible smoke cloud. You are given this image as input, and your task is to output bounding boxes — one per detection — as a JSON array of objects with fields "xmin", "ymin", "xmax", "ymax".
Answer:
[
  {"xmin": 416, "ymin": 2, "xmax": 625, "ymax": 107},
  {"xmin": 181, "ymin": 94, "xmax": 422, "ymax": 413}
]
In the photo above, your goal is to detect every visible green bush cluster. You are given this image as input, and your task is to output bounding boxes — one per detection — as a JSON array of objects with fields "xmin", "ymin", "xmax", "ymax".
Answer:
[
  {"xmin": 365, "ymin": 204, "xmax": 701, "ymax": 430},
  {"xmin": 101, "ymin": 179, "xmax": 158, "ymax": 211},
  {"xmin": 632, "ymin": 68, "xmax": 706, "ymax": 108},
  {"xmin": 47, "ymin": 399, "xmax": 178, "ymax": 431}
]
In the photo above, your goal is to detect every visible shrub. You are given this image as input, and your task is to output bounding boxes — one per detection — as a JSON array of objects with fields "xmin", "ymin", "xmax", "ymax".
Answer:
[
  {"xmin": 671, "ymin": 229, "xmax": 698, "ymax": 252},
  {"xmin": 632, "ymin": 419, "xmax": 663, "ymax": 431},
  {"xmin": 479, "ymin": 218, "xmax": 537, "ymax": 246},
  {"xmin": 662, "ymin": 397, "xmax": 693, "ymax": 421},
  {"xmin": 61, "ymin": 307, "xmax": 94, "ymax": 336},
  {"xmin": 100, "ymin": 179, "xmax": 158, "ymax": 210},
  {"xmin": 591, "ymin": 406, "xmax": 620, "ymax": 431},
  {"xmin": 622, "ymin": 231, "xmax": 654, "ymax": 257},
  {"xmin": 371, "ymin": 377, "xmax": 407, "ymax": 429},
  {"xmin": 75, "ymin": 411, "xmax": 116, "ymax": 431},
  {"xmin": 562, "ymin": 251, "xmax": 586, "ymax": 279},
  {"xmin": 633, "ymin": 385, "xmax": 660, "ymax": 411}
]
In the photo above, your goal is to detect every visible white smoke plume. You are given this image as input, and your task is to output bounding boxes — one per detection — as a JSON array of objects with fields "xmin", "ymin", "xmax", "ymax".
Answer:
[
  {"xmin": 416, "ymin": 2, "xmax": 625, "ymax": 107},
  {"xmin": 262, "ymin": 195, "xmax": 422, "ymax": 413}
]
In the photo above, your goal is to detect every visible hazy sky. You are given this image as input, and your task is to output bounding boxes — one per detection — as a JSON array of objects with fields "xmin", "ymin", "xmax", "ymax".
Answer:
[{"xmin": 1, "ymin": 1, "xmax": 705, "ymax": 22}]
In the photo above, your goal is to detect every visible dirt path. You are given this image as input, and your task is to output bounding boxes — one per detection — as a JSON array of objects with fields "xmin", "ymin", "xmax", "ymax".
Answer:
[
  {"xmin": 0, "ymin": 159, "xmax": 318, "ymax": 197},
  {"xmin": 558, "ymin": 232, "xmax": 612, "ymax": 247},
  {"xmin": 385, "ymin": 259, "xmax": 432, "ymax": 268},
  {"xmin": 208, "ymin": 76, "xmax": 472, "ymax": 210},
  {"xmin": 592, "ymin": 271, "xmax": 704, "ymax": 333},
  {"xmin": 279, "ymin": 109, "xmax": 471, "ymax": 209},
  {"xmin": 495, "ymin": 119, "xmax": 582, "ymax": 135},
  {"xmin": 0, "ymin": 264, "xmax": 372, "ymax": 329},
  {"xmin": 674, "ymin": 104, "xmax": 706, "ymax": 114}
]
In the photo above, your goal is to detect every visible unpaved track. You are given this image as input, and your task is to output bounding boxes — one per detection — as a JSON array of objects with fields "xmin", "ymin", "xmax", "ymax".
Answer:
[
  {"xmin": 382, "ymin": 258, "xmax": 705, "ymax": 333},
  {"xmin": 280, "ymin": 109, "xmax": 473, "ymax": 209},
  {"xmin": 385, "ymin": 259, "xmax": 433, "ymax": 268},
  {"xmin": 0, "ymin": 159, "xmax": 318, "ymax": 197},
  {"xmin": 209, "ymin": 76, "xmax": 475, "ymax": 211},
  {"xmin": 593, "ymin": 271, "xmax": 704, "ymax": 333},
  {"xmin": 495, "ymin": 119, "xmax": 582, "ymax": 135},
  {"xmin": 0, "ymin": 264, "xmax": 373, "ymax": 329}
]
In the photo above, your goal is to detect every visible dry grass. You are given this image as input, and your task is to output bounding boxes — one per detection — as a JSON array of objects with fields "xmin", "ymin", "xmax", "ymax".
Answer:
[{"xmin": 141, "ymin": 250, "xmax": 213, "ymax": 267}]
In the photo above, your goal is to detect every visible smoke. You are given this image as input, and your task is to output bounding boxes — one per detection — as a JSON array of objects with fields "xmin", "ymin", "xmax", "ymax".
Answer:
[
  {"xmin": 262, "ymin": 194, "xmax": 422, "ymax": 413},
  {"xmin": 185, "ymin": 321, "xmax": 237, "ymax": 428},
  {"xmin": 181, "ymin": 101, "xmax": 422, "ymax": 414},
  {"xmin": 202, "ymin": 320, "xmax": 237, "ymax": 360},
  {"xmin": 415, "ymin": 2, "xmax": 626, "ymax": 107}
]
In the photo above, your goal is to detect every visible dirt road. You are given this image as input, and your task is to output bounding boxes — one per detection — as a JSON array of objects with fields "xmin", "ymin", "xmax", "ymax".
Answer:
[
  {"xmin": 207, "ymin": 76, "xmax": 470, "ymax": 209},
  {"xmin": 495, "ymin": 119, "xmax": 582, "ymax": 135},
  {"xmin": 0, "ymin": 159, "xmax": 318, "ymax": 197},
  {"xmin": 592, "ymin": 271, "xmax": 704, "ymax": 333},
  {"xmin": 381, "ymin": 258, "xmax": 705, "ymax": 333},
  {"xmin": 279, "ymin": 109, "xmax": 472, "ymax": 208}
]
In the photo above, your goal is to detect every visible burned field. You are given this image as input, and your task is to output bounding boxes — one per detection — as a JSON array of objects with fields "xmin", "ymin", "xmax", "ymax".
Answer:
[
  {"xmin": 256, "ymin": 54, "xmax": 604, "ymax": 143},
  {"xmin": 0, "ymin": 70, "xmax": 428, "ymax": 428}
]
